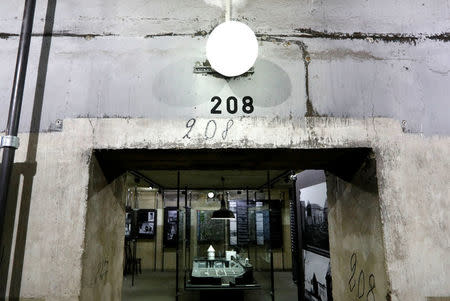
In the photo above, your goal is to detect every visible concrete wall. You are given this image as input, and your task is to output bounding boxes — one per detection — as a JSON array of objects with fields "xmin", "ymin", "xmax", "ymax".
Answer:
[
  {"xmin": 0, "ymin": 0, "xmax": 449, "ymax": 135},
  {"xmin": 0, "ymin": 132, "xmax": 90, "ymax": 300},
  {"xmin": 0, "ymin": 1, "xmax": 448, "ymax": 300},
  {"xmin": 79, "ymin": 157, "xmax": 126, "ymax": 301},
  {"xmin": 1, "ymin": 117, "xmax": 448, "ymax": 301},
  {"xmin": 378, "ymin": 136, "xmax": 450, "ymax": 300},
  {"xmin": 327, "ymin": 159, "xmax": 389, "ymax": 301}
]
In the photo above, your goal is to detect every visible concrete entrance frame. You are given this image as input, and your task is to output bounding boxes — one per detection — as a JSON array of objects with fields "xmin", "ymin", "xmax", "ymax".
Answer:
[{"xmin": 2, "ymin": 117, "xmax": 449, "ymax": 301}]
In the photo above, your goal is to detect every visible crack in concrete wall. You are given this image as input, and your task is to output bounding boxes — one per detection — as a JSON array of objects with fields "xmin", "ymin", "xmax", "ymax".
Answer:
[
  {"xmin": 1, "ymin": 27, "xmax": 449, "ymax": 135},
  {"xmin": 293, "ymin": 28, "xmax": 450, "ymax": 44},
  {"xmin": 252, "ymin": 36, "xmax": 321, "ymax": 118},
  {"xmin": 301, "ymin": 47, "xmax": 320, "ymax": 117},
  {"xmin": 1, "ymin": 29, "xmax": 449, "ymax": 43},
  {"xmin": 309, "ymin": 49, "xmax": 385, "ymax": 61},
  {"xmin": 0, "ymin": 32, "xmax": 117, "ymax": 40}
]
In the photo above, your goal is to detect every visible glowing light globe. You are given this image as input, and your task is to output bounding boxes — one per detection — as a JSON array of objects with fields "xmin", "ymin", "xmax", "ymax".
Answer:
[{"xmin": 206, "ymin": 21, "xmax": 258, "ymax": 77}]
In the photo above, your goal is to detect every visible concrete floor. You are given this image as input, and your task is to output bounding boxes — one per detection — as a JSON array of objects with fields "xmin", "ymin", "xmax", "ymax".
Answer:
[{"xmin": 122, "ymin": 270, "xmax": 298, "ymax": 301}]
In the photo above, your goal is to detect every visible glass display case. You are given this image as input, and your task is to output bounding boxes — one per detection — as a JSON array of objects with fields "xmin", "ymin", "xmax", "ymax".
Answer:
[{"xmin": 175, "ymin": 190, "xmax": 277, "ymax": 300}]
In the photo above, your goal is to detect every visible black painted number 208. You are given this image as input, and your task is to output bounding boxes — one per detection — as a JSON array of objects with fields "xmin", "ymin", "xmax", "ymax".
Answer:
[{"xmin": 211, "ymin": 96, "xmax": 254, "ymax": 114}]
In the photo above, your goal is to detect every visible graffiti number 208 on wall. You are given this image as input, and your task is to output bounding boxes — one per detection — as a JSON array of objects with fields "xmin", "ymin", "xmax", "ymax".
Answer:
[
  {"xmin": 348, "ymin": 252, "xmax": 376, "ymax": 301},
  {"xmin": 210, "ymin": 96, "xmax": 254, "ymax": 114}
]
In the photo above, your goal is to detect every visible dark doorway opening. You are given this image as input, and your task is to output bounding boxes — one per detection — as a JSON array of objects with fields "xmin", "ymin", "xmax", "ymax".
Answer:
[
  {"xmin": 84, "ymin": 147, "xmax": 374, "ymax": 301},
  {"xmin": 95, "ymin": 148, "xmax": 370, "ymax": 182}
]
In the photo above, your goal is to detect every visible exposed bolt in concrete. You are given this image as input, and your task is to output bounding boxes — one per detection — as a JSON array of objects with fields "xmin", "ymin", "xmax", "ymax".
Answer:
[
  {"xmin": 48, "ymin": 119, "xmax": 64, "ymax": 132},
  {"xmin": 401, "ymin": 120, "xmax": 408, "ymax": 133}
]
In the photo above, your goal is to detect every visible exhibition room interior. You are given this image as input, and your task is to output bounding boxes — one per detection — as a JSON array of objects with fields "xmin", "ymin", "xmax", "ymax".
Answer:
[{"xmin": 91, "ymin": 148, "xmax": 373, "ymax": 301}]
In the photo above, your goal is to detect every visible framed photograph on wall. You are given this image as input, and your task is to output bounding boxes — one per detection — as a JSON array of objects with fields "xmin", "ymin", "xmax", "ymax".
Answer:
[
  {"xmin": 137, "ymin": 209, "xmax": 156, "ymax": 239},
  {"xmin": 303, "ymin": 250, "xmax": 333, "ymax": 301},
  {"xmin": 300, "ymin": 182, "xmax": 330, "ymax": 255},
  {"xmin": 125, "ymin": 206, "xmax": 132, "ymax": 239},
  {"xmin": 163, "ymin": 207, "xmax": 178, "ymax": 247},
  {"xmin": 299, "ymin": 179, "xmax": 333, "ymax": 301}
]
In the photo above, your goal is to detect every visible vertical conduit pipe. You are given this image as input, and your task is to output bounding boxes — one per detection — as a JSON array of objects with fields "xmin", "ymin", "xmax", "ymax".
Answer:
[
  {"xmin": 0, "ymin": 0, "xmax": 37, "ymax": 249},
  {"xmin": 291, "ymin": 171, "xmax": 305, "ymax": 300},
  {"xmin": 225, "ymin": 0, "xmax": 232, "ymax": 21},
  {"xmin": 246, "ymin": 188, "xmax": 250, "ymax": 261},
  {"xmin": 162, "ymin": 189, "xmax": 165, "ymax": 272},
  {"xmin": 267, "ymin": 171, "xmax": 275, "ymax": 301},
  {"xmin": 154, "ymin": 190, "xmax": 158, "ymax": 272},
  {"xmin": 184, "ymin": 187, "xmax": 188, "ymax": 285},
  {"xmin": 175, "ymin": 171, "xmax": 180, "ymax": 301}
]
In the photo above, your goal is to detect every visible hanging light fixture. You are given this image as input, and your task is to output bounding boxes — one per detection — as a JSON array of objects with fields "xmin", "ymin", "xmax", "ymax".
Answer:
[
  {"xmin": 206, "ymin": 0, "xmax": 258, "ymax": 77},
  {"xmin": 211, "ymin": 177, "xmax": 235, "ymax": 219},
  {"xmin": 211, "ymin": 194, "xmax": 235, "ymax": 219}
]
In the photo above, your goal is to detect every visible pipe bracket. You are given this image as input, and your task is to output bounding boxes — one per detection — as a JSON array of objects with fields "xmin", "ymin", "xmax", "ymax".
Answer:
[{"xmin": 0, "ymin": 135, "xmax": 20, "ymax": 149}]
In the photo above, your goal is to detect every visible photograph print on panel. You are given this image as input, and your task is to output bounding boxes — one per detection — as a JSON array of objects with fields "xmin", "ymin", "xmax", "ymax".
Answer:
[
  {"xmin": 125, "ymin": 208, "xmax": 132, "ymax": 238},
  {"xmin": 304, "ymin": 250, "xmax": 333, "ymax": 301},
  {"xmin": 299, "ymin": 171, "xmax": 332, "ymax": 301},
  {"xmin": 164, "ymin": 207, "xmax": 178, "ymax": 247},
  {"xmin": 300, "ymin": 182, "xmax": 329, "ymax": 254},
  {"xmin": 137, "ymin": 209, "xmax": 156, "ymax": 239}
]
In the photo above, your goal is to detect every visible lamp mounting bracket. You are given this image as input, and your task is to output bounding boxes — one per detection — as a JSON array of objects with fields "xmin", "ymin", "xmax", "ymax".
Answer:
[{"xmin": 193, "ymin": 65, "xmax": 254, "ymax": 75}]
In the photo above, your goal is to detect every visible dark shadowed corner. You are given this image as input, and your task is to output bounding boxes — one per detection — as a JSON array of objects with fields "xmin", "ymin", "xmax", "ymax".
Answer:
[{"xmin": 6, "ymin": 0, "xmax": 58, "ymax": 298}]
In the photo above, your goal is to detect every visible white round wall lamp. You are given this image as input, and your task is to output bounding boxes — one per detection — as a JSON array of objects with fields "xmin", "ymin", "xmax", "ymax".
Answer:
[{"xmin": 206, "ymin": 21, "xmax": 259, "ymax": 77}]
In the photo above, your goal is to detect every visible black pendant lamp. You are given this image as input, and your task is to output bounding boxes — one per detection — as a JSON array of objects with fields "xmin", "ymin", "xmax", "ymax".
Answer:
[{"xmin": 211, "ymin": 177, "xmax": 235, "ymax": 220}]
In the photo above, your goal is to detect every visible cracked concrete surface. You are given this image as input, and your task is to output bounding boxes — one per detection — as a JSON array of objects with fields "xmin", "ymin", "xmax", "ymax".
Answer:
[
  {"xmin": 0, "ymin": 0, "xmax": 450, "ymax": 135},
  {"xmin": 0, "ymin": 0, "xmax": 449, "ymax": 300},
  {"xmin": 1, "ymin": 117, "xmax": 449, "ymax": 301},
  {"xmin": 0, "ymin": 35, "xmax": 449, "ymax": 134}
]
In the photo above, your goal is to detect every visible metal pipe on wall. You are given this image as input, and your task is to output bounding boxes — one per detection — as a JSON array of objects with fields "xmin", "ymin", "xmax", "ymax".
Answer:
[
  {"xmin": 154, "ymin": 190, "xmax": 158, "ymax": 272},
  {"xmin": 162, "ymin": 189, "xmax": 165, "ymax": 272},
  {"xmin": 267, "ymin": 170, "xmax": 275, "ymax": 301},
  {"xmin": 290, "ymin": 172, "xmax": 305, "ymax": 301},
  {"xmin": 132, "ymin": 183, "xmax": 138, "ymax": 286},
  {"xmin": 184, "ymin": 187, "xmax": 188, "ymax": 281},
  {"xmin": 0, "ymin": 0, "xmax": 37, "ymax": 249},
  {"xmin": 175, "ymin": 171, "xmax": 180, "ymax": 301},
  {"xmin": 246, "ymin": 188, "xmax": 251, "ymax": 261}
]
